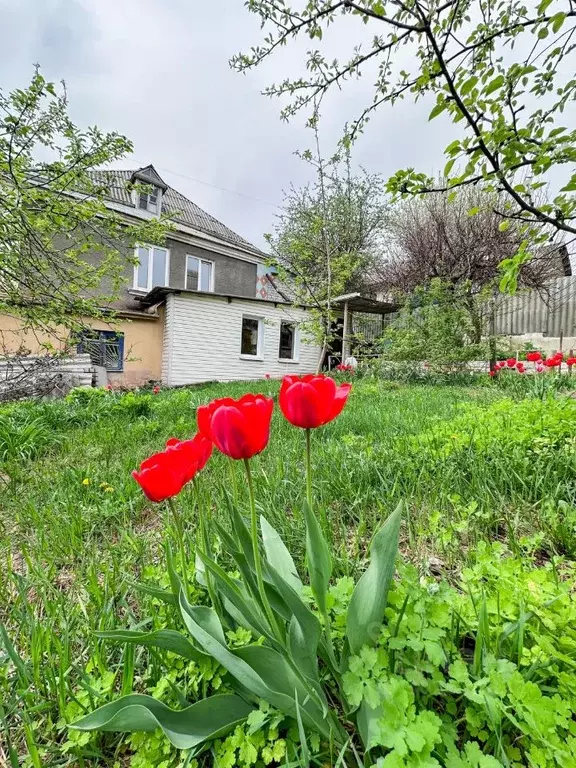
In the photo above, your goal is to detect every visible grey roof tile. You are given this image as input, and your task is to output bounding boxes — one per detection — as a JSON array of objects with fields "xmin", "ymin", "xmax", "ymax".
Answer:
[{"xmin": 90, "ymin": 166, "xmax": 266, "ymax": 257}]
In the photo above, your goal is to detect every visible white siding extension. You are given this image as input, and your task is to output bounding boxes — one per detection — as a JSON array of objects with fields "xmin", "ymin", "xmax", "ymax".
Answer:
[{"xmin": 163, "ymin": 293, "xmax": 321, "ymax": 385}]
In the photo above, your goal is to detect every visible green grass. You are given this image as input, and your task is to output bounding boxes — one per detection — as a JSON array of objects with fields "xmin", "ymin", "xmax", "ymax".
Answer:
[{"xmin": 1, "ymin": 378, "xmax": 575, "ymax": 765}]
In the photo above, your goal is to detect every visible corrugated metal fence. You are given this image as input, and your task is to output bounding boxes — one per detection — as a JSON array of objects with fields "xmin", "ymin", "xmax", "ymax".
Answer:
[{"xmin": 494, "ymin": 276, "xmax": 576, "ymax": 337}]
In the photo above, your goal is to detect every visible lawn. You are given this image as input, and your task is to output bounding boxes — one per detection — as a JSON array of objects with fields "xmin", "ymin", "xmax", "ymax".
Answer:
[{"xmin": 1, "ymin": 378, "xmax": 575, "ymax": 766}]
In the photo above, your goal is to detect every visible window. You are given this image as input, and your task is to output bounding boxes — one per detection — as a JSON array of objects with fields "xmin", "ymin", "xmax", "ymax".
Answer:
[
  {"xmin": 134, "ymin": 245, "xmax": 169, "ymax": 291},
  {"xmin": 77, "ymin": 330, "xmax": 124, "ymax": 372},
  {"xmin": 241, "ymin": 316, "xmax": 263, "ymax": 358},
  {"xmin": 279, "ymin": 321, "xmax": 297, "ymax": 360},
  {"xmin": 185, "ymin": 255, "xmax": 214, "ymax": 292},
  {"xmin": 137, "ymin": 185, "xmax": 161, "ymax": 214}
]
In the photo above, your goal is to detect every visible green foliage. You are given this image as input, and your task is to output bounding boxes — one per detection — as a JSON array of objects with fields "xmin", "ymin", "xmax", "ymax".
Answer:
[
  {"xmin": 234, "ymin": 1, "xmax": 576, "ymax": 279},
  {"xmin": 342, "ymin": 550, "xmax": 576, "ymax": 767},
  {"xmin": 268, "ymin": 145, "xmax": 389, "ymax": 347},
  {"xmin": 381, "ymin": 280, "xmax": 488, "ymax": 368},
  {"xmin": 2, "ymin": 380, "xmax": 576, "ymax": 765},
  {"xmin": 0, "ymin": 68, "xmax": 168, "ymax": 337},
  {"xmin": 112, "ymin": 392, "xmax": 153, "ymax": 419},
  {"xmin": 0, "ymin": 412, "xmax": 57, "ymax": 464}
]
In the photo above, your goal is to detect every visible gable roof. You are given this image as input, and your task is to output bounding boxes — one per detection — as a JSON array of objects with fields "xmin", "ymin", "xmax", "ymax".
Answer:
[{"xmin": 92, "ymin": 165, "xmax": 266, "ymax": 257}]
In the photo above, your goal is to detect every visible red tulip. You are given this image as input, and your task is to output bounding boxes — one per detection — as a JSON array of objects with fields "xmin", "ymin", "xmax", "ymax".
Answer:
[
  {"xmin": 544, "ymin": 356, "xmax": 561, "ymax": 368},
  {"xmin": 489, "ymin": 370, "xmax": 496, "ymax": 377},
  {"xmin": 526, "ymin": 351, "xmax": 542, "ymax": 362},
  {"xmin": 132, "ymin": 450, "xmax": 187, "ymax": 503},
  {"xmin": 567, "ymin": 357, "xmax": 576, "ymax": 367},
  {"xmin": 516, "ymin": 362, "xmax": 525, "ymax": 373},
  {"xmin": 279, "ymin": 374, "xmax": 351, "ymax": 429},
  {"xmin": 197, "ymin": 393, "xmax": 274, "ymax": 460},
  {"xmin": 166, "ymin": 433, "xmax": 213, "ymax": 482},
  {"xmin": 152, "ymin": 385, "xmax": 161, "ymax": 394},
  {"xmin": 506, "ymin": 358, "xmax": 516, "ymax": 368}
]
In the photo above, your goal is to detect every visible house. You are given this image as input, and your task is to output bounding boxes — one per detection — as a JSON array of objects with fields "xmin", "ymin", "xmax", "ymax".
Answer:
[{"xmin": 1, "ymin": 165, "xmax": 321, "ymax": 387}]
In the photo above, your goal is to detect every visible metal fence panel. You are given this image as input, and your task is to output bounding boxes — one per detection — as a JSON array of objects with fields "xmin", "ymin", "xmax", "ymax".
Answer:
[{"xmin": 494, "ymin": 277, "xmax": 576, "ymax": 337}]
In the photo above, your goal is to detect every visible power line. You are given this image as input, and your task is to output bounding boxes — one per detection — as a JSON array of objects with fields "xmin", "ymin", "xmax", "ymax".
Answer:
[{"xmin": 132, "ymin": 159, "xmax": 282, "ymax": 210}]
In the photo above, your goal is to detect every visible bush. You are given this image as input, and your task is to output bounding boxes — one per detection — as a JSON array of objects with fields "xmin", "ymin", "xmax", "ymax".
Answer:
[
  {"xmin": 380, "ymin": 280, "xmax": 489, "ymax": 371},
  {"xmin": 112, "ymin": 392, "xmax": 153, "ymax": 419}
]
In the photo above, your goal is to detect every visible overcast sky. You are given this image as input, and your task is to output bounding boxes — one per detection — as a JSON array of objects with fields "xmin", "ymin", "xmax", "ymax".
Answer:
[{"xmin": 1, "ymin": 0, "xmax": 471, "ymax": 249}]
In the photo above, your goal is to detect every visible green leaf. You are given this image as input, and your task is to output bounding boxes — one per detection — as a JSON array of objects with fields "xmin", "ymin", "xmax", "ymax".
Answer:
[
  {"xmin": 443, "ymin": 158, "xmax": 456, "ymax": 178},
  {"xmin": 95, "ymin": 629, "xmax": 208, "ymax": 662},
  {"xmin": 346, "ymin": 502, "xmax": 403, "ymax": 656},
  {"xmin": 179, "ymin": 595, "xmax": 335, "ymax": 740},
  {"xmin": 303, "ymin": 500, "xmax": 332, "ymax": 615},
  {"xmin": 485, "ymin": 74, "xmax": 505, "ymax": 95},
  {"xmin": 234, "ymin": 645, "xmax": 331, "ymax": 737},
  {"xmin": 551, "ymin": 12, "xmax": 566, "ymax": 32},
  {"xmin": 165, "ymin": 541, "xmax": 183, "ymax": 600},
  {"xmin": 266, "ymin": 563, "xmax": 322, "ymax": 682},
  {"xmin": 498, "ymin": 220, "xmax": 510, "ymax": 232},
  {"xmin": 181, "ymin": 601, "xmax": 227, "ymax": 645},
  {"xmin": 461, "ymin": 76, "xmax": 478, "ymax": 95},
  {"xmin": 428, "ymin": 101, "xmax": 447, "ymax": 121},
  {"xmin": 126, "ymin": 581, "xmax": 177, "ymax": 606},
  {"xmin": 260, "ymin": 515, "xmax": 302, "ymax": 594},
  {"xmin": 356, "ymin": 699, "xmax": 383, "ymax": 750},
  {"xmin": 197, "ymin": 551, "xmax": 275, "ymax": 642},
  {"xmin": 71, "ymin": 693, "xmax": 254, "ymax": 749}
]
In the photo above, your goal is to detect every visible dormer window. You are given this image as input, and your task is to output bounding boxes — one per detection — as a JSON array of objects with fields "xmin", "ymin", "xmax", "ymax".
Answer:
[
  {"xmin": 129, "ymin": 166, "xmax": 168, "ymax": 217},
  {"xmin": 137, "ymin": 185, "xmax": 161, "ymax": 214}
]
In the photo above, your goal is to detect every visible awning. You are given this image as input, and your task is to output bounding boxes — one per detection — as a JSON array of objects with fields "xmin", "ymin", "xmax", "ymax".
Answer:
[{"xmin": 332, "ymin": 293, "xmax": 398, "ymax": 315}]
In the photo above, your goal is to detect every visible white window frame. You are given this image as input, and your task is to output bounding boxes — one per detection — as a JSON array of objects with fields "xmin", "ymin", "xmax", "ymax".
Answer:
[
  {"xmin": 133, "ymin": 185, "xmax": 162, "ymax": 215},
  {"xmin": 240, "ymin": 314, "xmax": 264, "ymax": 360},
  {"xmin": 278, "ymin": 320, "xmax": 300, "ymax": 363},
  {"xmin": 185, "ymin": 254, "xmax": 215, "ymax": 292},
  {"xmin": 133, "ymin": 244, "xmax": 170, "ymax": 292}
]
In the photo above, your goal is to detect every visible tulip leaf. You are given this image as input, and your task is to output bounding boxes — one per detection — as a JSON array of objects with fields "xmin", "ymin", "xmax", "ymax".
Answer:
[
  {"xmin": 346, "ymin": 501, "xmax": 403, "ymax": 656},
  {"xmin": 214, "ymin": 521, "xmax": 259, "ymax": 603},
  {"xmin": 95, "ymin": 629, "xmax": 208, "ymax": 663},
  {"xmin": 266, "ymin": 564, "xmax": 321, "ymax": 682},
  {"xmin": 179, "ymin": 594, "xmax": 295, "ymax": 709},
  {"xmin": 127, "ymin": 580, "xmax": 177, "ymax": 606},
  {"xmin": 303, "ymin": 500, "xmax": 332, "ymax": 615},
  {"xmin": 71, "ymin": 693, "xmax": 254, "ymax": 749},
  {"xmin": 179, "ymin": 593, "xmax": 333, "ymax": 739},
  {"xmin": 196, "ymin": 552, "xmax": 275, "ymax": 642},
  {"xmin": 165, "ymin": 541, "xmax": 183, "ymax": 601},
  {"xmin": 181, "ymin": 601, "xmax": 227, "ymax": 646},
  {"xmin": 357, "ymin": 698, "xmax": 384, "ymax": 751},
  {"xmin": 234, "ymin": 645, "xmax": 331, "ymax": 738},
  {"xmin": 224, "ymin": 491, "xmax": 255, "ymax": 569},
  {"xmin": 260, "ymin": 515, "xmax": 303, "ymax": 594}
]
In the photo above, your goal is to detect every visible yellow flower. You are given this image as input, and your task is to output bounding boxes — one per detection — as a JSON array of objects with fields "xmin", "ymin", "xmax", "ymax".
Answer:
[
  {"xmin": 104, "ymin": 486, "xmax": 115, "ymax": 493},
  {"xmin": 82, "ymin": 478, "xmax": 90, "ymax": 486}
]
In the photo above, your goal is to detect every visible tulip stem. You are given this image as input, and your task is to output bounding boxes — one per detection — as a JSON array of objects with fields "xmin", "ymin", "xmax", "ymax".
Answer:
[
  {"xmin": 243, "ymin": 458, "xmax": 281, "ymax": 638},
  {"xmin": 305, "ymin": 428, "xmax": 313, "ymax": 510},
  {"xmin": 167, "ymin": 497, "xmax": 189, "ymax": 600},
  {"xmin": 305, "ymin": 428, "xmax": 338, "ymax": 670}
]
